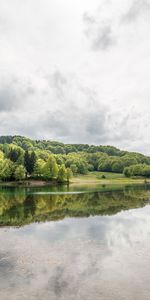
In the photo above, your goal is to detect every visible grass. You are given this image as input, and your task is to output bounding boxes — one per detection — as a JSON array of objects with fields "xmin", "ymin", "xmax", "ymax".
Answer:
[
  {"xmin": 71, "ymin": 171, "xmax": 150, "ymax": 186},
  {"xmin": 0, "ymin": 172, "xmax": 149, "ymax": 188},
  {"xmin": 92, "ymin": 171, "xmax": 124, "ymax": 179}
]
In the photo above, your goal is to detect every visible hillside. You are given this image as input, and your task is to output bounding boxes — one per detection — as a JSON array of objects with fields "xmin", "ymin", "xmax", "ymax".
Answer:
[
  {"xmin": 0, "ymin": 135, "xmax": 149, "ymax": 182},
  {"xmin": 0, "ymin": 135, "xmax": 147, "ymax": 157}
]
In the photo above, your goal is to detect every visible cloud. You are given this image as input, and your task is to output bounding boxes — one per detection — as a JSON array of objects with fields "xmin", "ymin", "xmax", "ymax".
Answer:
[
  {"xmin": 122, "ymin": 0, "xmax": 150, "ymax": 23},
  {"xmin": 50, "ymin": 71, "xmax": 68, "ymax": 99},
  {"xmin": 91, "ymin": 25, "xmax": 116, "ymax": 51},
  {"xmin": 0, "ymin": 69, "xmax": 111, "ymax": 144},
  {"xmin": 39, "ymin": 108, "xmax": 109, "ymax": 143},
  {"xmin": 0, "ymin": 69, "xmax": 147, "ymax": 153},
  {"xmin": 0, "ymin": 78, "xmax": 36, "ymax": 113},
  {"xmin": 29, "ymin": 72, "xmax": 111, "ymax": 143},
  {"xmin": 83, "ymin": 0, "xmax": 150, "ymax": 52},
  {"xmin": 83, "ymin": 11, "xmax": 116, "ymax": 51},
  {"xmin": 0, "ymin": 87, "xmax": 18, "ymax": 112},
  {"xmin": 83, "ymin": 12, "xmax": 96, "ymax": 25},
  {"xmin": 0, "ymin": 0, "xmax": 150, "ymax": 153}
]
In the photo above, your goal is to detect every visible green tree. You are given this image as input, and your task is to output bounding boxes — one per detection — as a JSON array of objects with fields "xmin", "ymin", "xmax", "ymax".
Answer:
[
  {"xmin": 123, "ymin": 166, "xmax": 130, "ymax": 177},
  {"xmin": 14, "ymin": 165, "xmax": 26, "ymax": 181},
  {"xmin": 0, "ymin": 159, "xmax": 14, "ymax": 181},
  {"xmin": 24, "ymin": 150, "xmax": 36, "ymax": 175},
  {"xmin": 7, "ymin": 145, "xmax": 24, "ymax": 164},
  {"xmin": 112, "ymin": 160, "xmax": 123, "ymax": 173},
  {"xmin": 34, "ymin": 159, "xmax": 45, "ymax": 177},
  {"xmin": 30, "ymin": 151, "xmax": 36, "ymax": 174},
  {"xmin": 98, "ymin": 158, "xmax": 112, "ymax": 172},
  {"xmin": 43, "ymin": 156, "xmax": 58, "ymax": 180},
  {"xmin": 0, "ymin": 151, "xmax": 4, "ymax": 160},
  {"xmin": 57, "ymin": 165, "xmax": 67, "ymax": 182},
  {"xmin": 24, "ymin": 150, "xmax": 30, "ymax": 175},
  {"xmin": 70, "ymin": 164, "xmax": 78, "ymax": 174},
  {"xmin": 66, "ymin": 168, "xmax": 73, "ymax": 183},
  {"xmin": 123, "ymin": 164, "xmax": 150, "ymax": 178},
  {"xmin": 8, "ymin": 148, "xmax": 20, "ymax": 162}
]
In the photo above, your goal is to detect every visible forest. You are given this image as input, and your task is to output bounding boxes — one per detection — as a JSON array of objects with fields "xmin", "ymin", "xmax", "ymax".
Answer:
[{"xmin": 0, "ymin": 135, "xmax": 150, "ymax": 182}]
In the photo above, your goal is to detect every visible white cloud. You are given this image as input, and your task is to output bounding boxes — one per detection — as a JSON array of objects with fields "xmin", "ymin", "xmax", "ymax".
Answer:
[{"xmin": 0, "ymin": 0, "xmax": 150, "ymax": 153}]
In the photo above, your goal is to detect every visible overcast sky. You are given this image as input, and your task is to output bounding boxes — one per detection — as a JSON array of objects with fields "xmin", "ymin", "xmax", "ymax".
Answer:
[{"xmin": 0, "ymin": 0, "xmax": 150, "ymax": 153}]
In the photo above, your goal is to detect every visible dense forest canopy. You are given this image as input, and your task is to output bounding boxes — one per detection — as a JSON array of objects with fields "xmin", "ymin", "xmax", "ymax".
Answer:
[{"xmin": 0, "ymin": 135, "xmax": 150, "ymax": 181}]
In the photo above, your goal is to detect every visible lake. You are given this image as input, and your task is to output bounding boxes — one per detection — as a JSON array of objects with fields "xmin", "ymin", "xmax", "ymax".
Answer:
[{"xmin": 0, "ymin": 184, "xmax": 150, "ymax": 300}]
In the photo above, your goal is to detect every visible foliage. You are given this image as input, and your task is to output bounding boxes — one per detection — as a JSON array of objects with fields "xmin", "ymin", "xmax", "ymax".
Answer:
[
  {"xmin": 0, "ymin": 159, "xmax": 14, "ymax": 181},
  {"xmin": 57, "ymin": 165, "xmax": 67, "ymax": 182},
  {"xmin": 14, "ymin": 165, "xmax": 26, "ymax": 181},
  {"xmin": 0, "ymin": 135, "xmax": 150, "ymax": 182},
  {"xmin": 66, "ymin": 168, "xmax": 73, "ymax": 182},
  {"xmin": 124, "ymin": 164, "xmax": 150, "ymax": 178},
  {"xmin": 43, "ymin": 156, "xmax": 58, "ymax": 180},
  {"xmin": 24, "ymin": 150, "xmax": 36, "ymax": 175}
]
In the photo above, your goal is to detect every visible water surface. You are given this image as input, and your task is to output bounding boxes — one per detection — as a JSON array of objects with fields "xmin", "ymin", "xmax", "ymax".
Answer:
[{"xmin": 0, "ymin": 184, "xmax": 150, "ymax": 299}]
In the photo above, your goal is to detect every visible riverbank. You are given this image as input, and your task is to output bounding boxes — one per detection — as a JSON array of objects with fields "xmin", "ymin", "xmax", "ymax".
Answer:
[
  {"xmin": 0, "ymin": 172, "xmax": 149, "ymax": 187},
  {"xmin": 0, "ymin": 180, "xmax": 59, "ymax": 187},
  {"xmin": 71, "ymin": 172, "xmax": 150, "ymax": 186}
]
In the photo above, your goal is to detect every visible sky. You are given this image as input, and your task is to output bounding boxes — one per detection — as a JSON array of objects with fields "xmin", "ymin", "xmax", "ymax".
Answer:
[{"xmin": 0, "ymin": 0, "xmax": 150, "ymax": 154}]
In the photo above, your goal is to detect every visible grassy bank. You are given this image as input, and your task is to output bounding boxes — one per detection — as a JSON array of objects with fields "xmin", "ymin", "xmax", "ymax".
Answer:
[
  {"xmin": 71, "ymin": 172, "xmax": 149, "ymax": 186},
  {"xmin": 0, "ymin": 171, "xmax": 149, "ymax": 188}
]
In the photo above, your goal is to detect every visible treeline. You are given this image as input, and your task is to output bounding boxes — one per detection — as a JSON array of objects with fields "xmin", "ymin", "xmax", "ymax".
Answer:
[
  {"xmin": 0, "ymin": 135, "xmax": 150, "ymax": 181},
  {"xmin": 0, "ymin": 135, "xmax": 130, "ymax": 155},
  {"xmin": 124, "ymin": 164, "xmax": 150, "ymax": 178},
  {"xmin": 0, "ymin": 148, "xmax": 72, "ymax": 183}
]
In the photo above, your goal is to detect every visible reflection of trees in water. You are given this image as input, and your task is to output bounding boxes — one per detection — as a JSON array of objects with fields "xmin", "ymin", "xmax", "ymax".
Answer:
[
  {"xmin": 0, "ymin": 186, "xmax": 150, "ymax": 226},
  {"xmin": 23, "ymin": 195, "xmax": 36, "ymax": 218},
  {"xmin": 0, "ymin": 187, "xmax": 26, "ymax": 216}
]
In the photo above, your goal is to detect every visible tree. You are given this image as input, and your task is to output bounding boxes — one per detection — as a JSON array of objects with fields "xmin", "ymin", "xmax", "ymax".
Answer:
[
  {"xmin": 57, "ymin": 165, "xmax": 67, "ymax": 182},
  {"xmin": 77, "ymin": 160, "xmax": 88, "ymax": 174},
  {"xmin": 0, "ymin": 159, "xmax": 14, "ymax": 181},
  {"xmin": 87, "ymin": 153, "xmax": 108, "ymax": 171},
  {"xmin": 34, "ymin": 159, "xmax": 45, "ymax": 177},
  {"xmin": 24, "ymin": 150, "xmax": 30, "ymax": 175},
  {"xmin": 7, "ymin": 145, "xmax": 24, "ymax": 164},
  {"xmin": 8, "ymin": 148, "xmax": 20, "ymax": 162},
  {"xmin": 30, "ymin": 151, "xmax": 36, "ymax": 174},
  {"xmin": 123, "ymin": 167, "xmax": 130, "ymax": 177},
  {"xmin": 112, "ymin": 160, "xmax": 123, "ymax": 173},
  {"xmin": 0, "ymin": 151, "xmax": 4, "ymax": 160},
  {"xmin": 66, "ymin": 168, "xmax": 73, "ymax": 183},
  {"xmin": 70, "ymin": 164, "xmax": 78, "ymax": 174},
  {"xmin": 14, "ymin": 165, "xmax": 26, "ymax": 181},
  {"xmin": 43, "ymin": 156, "xmax": 58, "ymax": 180},
  {"xmin": 98, "ymin": 158, "xmax": 112, "ymax": 172},
  {"xmin": 55, "ymin": 155, "xmax": 65, "ymax": 166},
  {"xmin": 24, "ymin": 150, "xmax": 36, "ymax": 175},
  {"xmin": 123, "ymin": 164, "xmax": 150, "ymax": 178}
]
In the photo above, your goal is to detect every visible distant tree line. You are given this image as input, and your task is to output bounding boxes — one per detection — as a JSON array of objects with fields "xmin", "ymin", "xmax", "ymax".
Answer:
[
  {"xmin": 124, "ymin": 164, "xmax": 150, "ymax": 178},
  {"xmin": 0, "ymin": 135, "xmax": 150, "ymax": 181}
]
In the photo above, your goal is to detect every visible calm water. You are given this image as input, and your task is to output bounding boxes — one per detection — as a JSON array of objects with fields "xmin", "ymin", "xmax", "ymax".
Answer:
[{"xmin": 0, "ymin": 184, "xmax": 150, "ymax": 299}]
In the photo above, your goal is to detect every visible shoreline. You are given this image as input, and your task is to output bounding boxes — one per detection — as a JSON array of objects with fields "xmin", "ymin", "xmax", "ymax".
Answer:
[
  {"xmin": 0, "ymin": 180, "xmax": 62, "ymax": 188},
  {"xmin": 0, "ymin": 176, "xmax": 149, "ymax": 188}
]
